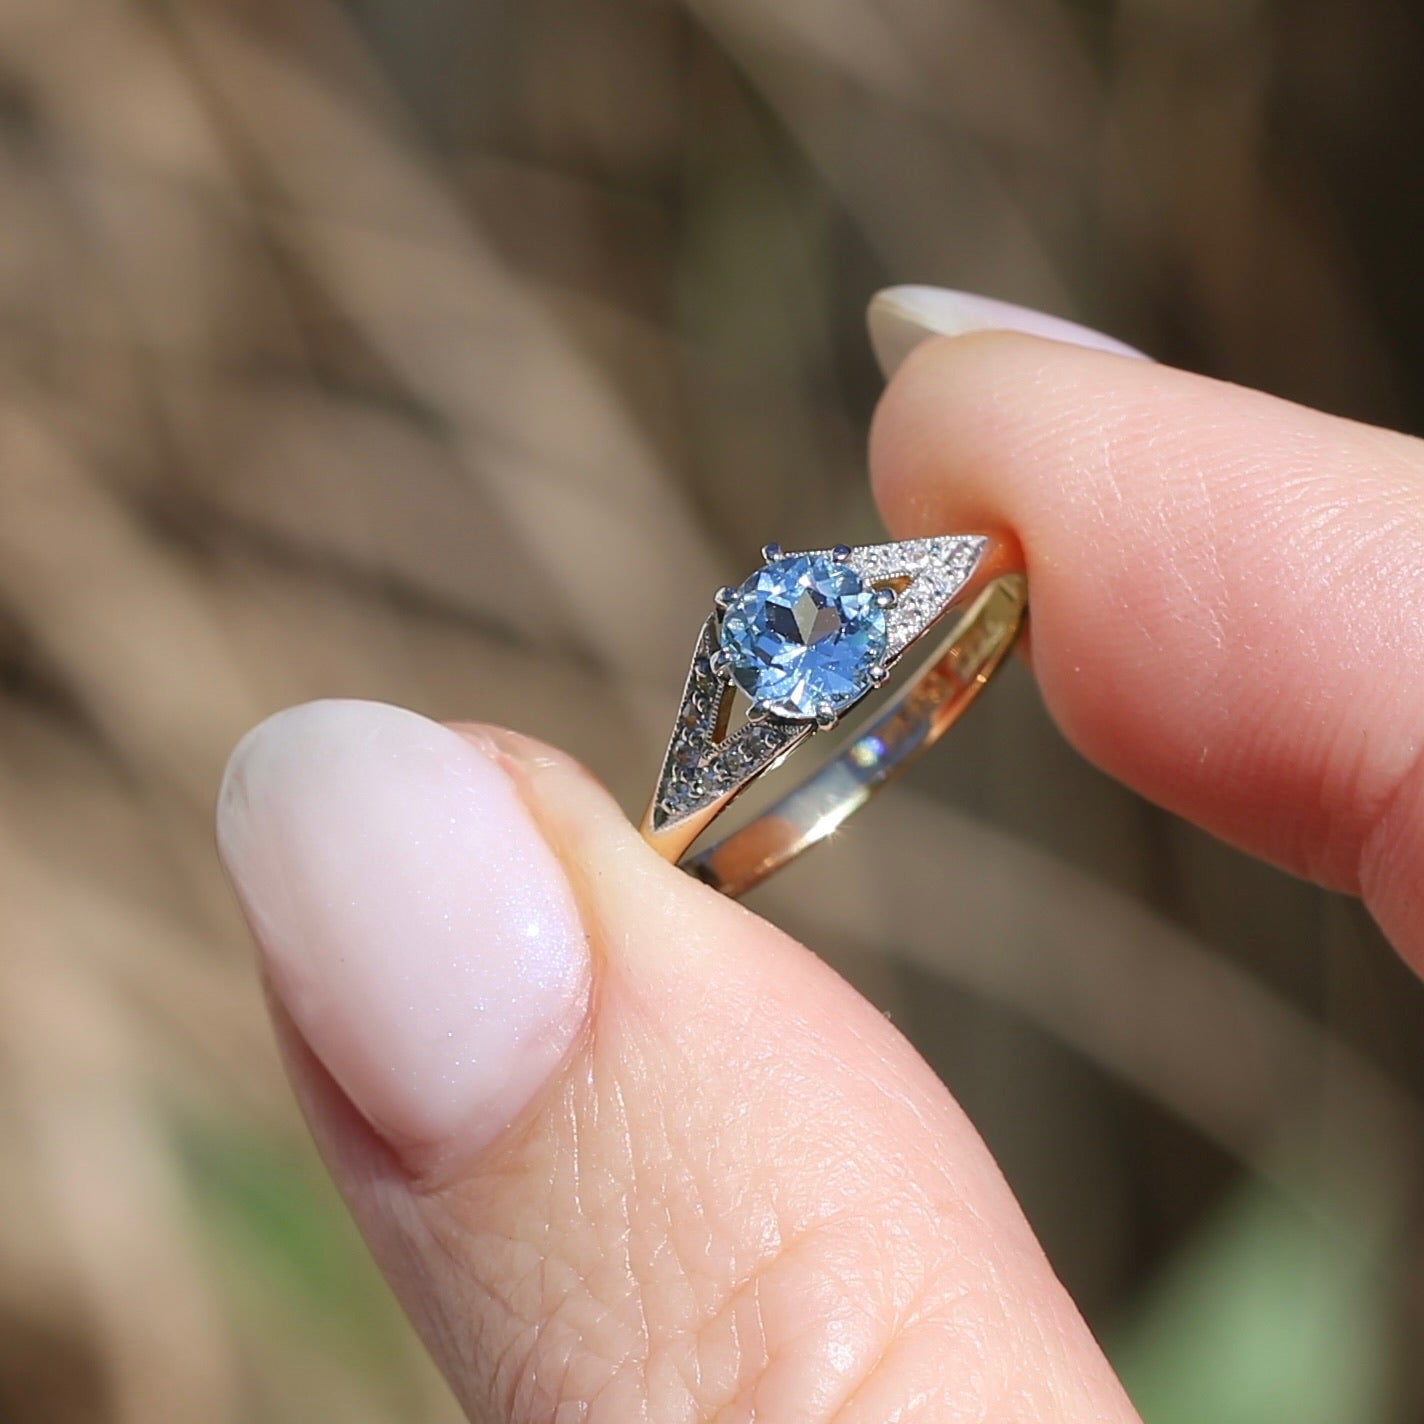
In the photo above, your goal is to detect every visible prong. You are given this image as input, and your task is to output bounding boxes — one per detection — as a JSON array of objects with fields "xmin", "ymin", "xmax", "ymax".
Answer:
[
  {"xmin": 831, "ymin": 543, "xmax": 852, "ymax": 562},
  {"xmin": 746, "ymin": 703, "xmax": 769, "ymax": 723},
  {"xmin": 760, "ymin": 541, "xmax": 782, "ymax": 562},
  {"xmin": 868, "ymin": 663, "xmax": 890, "ymax": 687},
  {"xmin": 713, "ymin": 585, "xmax": 737, "ymax": 612},
  {"xmin": 815, "ymin": 702, "xmax": 839, "ymax": 730},
  {"xmin": 874, "ymin": 586, "xmax": 897, "ymax": 609},
  {"xmin": 709, "ymin": 647, "xmax": 733, "ymax": 677}
]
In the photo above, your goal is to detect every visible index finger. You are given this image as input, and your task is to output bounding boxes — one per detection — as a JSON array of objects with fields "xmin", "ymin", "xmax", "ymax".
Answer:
[{"xmin": 868, "ymin": 326, "xmax": 1424, "ymax": 965}]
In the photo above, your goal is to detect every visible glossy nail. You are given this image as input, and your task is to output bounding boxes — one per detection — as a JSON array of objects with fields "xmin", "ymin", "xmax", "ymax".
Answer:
[
  {"xmin": 217, "ymin": 700, "xmax": 589, "ymax": 1152},
  {"xmin": 867, "ymin": 285, "xmax": 1147, "ymax": 378}
]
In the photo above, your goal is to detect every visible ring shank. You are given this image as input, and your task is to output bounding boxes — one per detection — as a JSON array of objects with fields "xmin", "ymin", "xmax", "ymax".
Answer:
[{"xmin": 679, "ymin": 571, "xmax": 1028, "ymax": 897}]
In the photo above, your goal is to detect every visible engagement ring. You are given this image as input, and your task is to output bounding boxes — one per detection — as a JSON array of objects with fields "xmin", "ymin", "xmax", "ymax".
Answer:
[{"xmin": 640, "ymin": 535, "xmax": 1027, "ymax": 896}]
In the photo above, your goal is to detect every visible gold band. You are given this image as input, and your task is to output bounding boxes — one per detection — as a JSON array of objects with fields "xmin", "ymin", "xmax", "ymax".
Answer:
[{"xmin": 640, "ymin": 542, "xmax": 1027, "ymax": 898}]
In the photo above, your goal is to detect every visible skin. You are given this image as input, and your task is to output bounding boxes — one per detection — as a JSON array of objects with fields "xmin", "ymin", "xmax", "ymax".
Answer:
[{"xmin": 232, "ymin": 333, "xmax": 1424, "ymax": 1420}]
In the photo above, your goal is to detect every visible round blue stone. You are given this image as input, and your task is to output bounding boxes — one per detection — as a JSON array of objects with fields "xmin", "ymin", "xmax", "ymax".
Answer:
[{"xmin": 718, "ymin": 553, "xmax": 888, "ymax": 719}]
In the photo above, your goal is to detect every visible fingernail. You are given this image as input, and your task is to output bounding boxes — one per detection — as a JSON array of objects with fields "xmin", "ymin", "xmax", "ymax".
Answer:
[
  {"xmin": 867, "ymin": 285, "xmax": 1148, "ymax": 378},
  {"xmin": 216, "ymin": 700, "xmax": 590, "ymax": 1152}
]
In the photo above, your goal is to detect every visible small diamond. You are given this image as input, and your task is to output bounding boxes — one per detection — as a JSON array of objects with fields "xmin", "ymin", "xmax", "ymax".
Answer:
[{"xmin": 719, "ymin": 553, "xmax": 888, "ymax": 719}]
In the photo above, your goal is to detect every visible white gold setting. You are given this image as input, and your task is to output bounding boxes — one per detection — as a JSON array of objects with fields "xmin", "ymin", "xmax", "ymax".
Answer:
[{"xmin": 650, "ymin": 535, "xmax": 987, "ymax": 833}]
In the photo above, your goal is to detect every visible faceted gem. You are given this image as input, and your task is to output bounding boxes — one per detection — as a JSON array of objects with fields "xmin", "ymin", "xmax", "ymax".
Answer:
[{"xmin": 718, "ymin": 553, "xmax": 888, "ymax": 719}]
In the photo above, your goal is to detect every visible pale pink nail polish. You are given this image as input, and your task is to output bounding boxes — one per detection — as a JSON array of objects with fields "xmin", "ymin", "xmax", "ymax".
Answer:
[
  {"xmin": 867, "ymin": 285, "xmax": 1148, "ymax": 377},
  {"xmin": 217, "ymin": 700, "xmax": 589, "ymax": 1151}
]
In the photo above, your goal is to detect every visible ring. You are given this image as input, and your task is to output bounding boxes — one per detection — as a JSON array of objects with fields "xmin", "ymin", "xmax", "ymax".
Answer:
[{"xmin": 640, "ymin": 535, "xmax": 1027, "ymax": 897}]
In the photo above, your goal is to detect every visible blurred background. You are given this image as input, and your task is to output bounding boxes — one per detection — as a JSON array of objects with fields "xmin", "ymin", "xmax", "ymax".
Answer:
[{"xmin": 1, "ymin": 0, "xmax": 1422, "ymax": 1419}]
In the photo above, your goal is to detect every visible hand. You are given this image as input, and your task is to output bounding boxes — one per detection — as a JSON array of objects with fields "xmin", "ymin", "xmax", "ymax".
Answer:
[{"xmin": 216, "ymin": 287, "xmax": 1424, "ymax": 1421}]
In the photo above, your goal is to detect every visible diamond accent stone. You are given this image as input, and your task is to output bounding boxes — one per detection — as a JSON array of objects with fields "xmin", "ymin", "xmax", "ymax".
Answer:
[{"xmin": 719, "ymin": 553, "xmax": 888, "ymax": 720}]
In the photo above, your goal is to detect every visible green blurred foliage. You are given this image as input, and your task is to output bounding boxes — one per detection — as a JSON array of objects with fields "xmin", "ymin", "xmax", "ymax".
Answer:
[{"xmin": 1115, "ymin": 1166, "xmax": 1397, "ymax": 1424}]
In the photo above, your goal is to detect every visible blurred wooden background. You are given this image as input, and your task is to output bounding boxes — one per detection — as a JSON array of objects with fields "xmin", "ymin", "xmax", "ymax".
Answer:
[{"xmin": 1, "ymin": 0, "xmax": 1422, "ymax": 1419}]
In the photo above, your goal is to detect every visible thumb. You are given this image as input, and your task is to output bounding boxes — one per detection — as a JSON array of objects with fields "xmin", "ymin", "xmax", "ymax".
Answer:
[{"xmin": 217, "ymin": 698, "xmax": 1136, "ymax": 1422}]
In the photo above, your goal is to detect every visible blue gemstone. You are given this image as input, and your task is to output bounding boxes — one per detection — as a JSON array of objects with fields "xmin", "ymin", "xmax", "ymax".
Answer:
[{"xmin": 718, "ymin": 553, "xmax": 888, "ymax": 719}]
